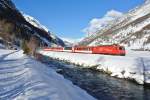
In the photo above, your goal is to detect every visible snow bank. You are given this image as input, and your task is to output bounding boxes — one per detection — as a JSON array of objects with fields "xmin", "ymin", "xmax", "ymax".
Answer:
[
  {"xmin": 39, "ymin": 50, "xmax": 150, "ymax": 85},
  {"xmin": 0, "ymin": 49, "xmax": 96, "ymax": 100}
]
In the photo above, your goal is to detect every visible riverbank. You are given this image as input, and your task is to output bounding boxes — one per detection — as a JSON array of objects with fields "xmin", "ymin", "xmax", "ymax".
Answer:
[
  {"xmin": 38, "ymin": 50, "xmax": 150, "ymax": 85},
  {"xmin": 38, "ymin": 56, "xmax": 150, "ymax": 100},
  {"xmin": 0, "ymin": 49, "xmax": 96, "ymax": 100}
]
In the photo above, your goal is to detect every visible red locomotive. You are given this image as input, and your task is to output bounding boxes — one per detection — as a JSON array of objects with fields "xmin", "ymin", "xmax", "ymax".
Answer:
[{"xmin": 43, "ymin": 44, "xmax": 126, "ymax": 56}]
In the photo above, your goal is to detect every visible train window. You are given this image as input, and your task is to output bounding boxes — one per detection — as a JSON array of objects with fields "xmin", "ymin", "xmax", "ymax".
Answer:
[
  {"xmin": 89, "ymin": 48, "xmax": 91, "ymax": 51},
  {"xmin": 88, "ymin": 48, "xmax": 91, "ymax": 51},
  {"xmin": 64, "ymin": 47, "xmax": 72, "ymax": 50},
  {"xmin": 84, "ymin": 48, "xmax": 89, "ymax": 51},
  {"xmin": 122, "ymin": 47, "xmax": 125, "ymax": 50},
  {"xmin": 119, "ymin": 47, "xmax": 122, "ymax": 50},
  {"xmin": 84, "ymin": 48, "xmax": 87, "ymax": 50},
  {"xmin": 75, "ymin": 47, "xmax": 92, "ymax": 51}
]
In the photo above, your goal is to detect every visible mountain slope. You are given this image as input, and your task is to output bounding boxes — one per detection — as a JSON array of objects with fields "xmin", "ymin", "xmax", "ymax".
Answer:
[
  {"xmin": 23, "ymin": 13, "xmax": 65, "ymax": 47},
  {"xmin": 23, "ymin": 13, "xmax": 49, "ymax": 32},
  {"xmin": 0, "ymin": 0, "xmax": 65, "ymax": 54},
  {"xmin": 79, "ymin": 0, "xmax": 150, "ymax": 50}
]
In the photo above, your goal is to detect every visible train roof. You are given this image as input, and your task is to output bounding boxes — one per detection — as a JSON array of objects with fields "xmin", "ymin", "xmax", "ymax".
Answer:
[{"xmin": 74, "ymin": 44, "xmax": 123, "ymax": 48}]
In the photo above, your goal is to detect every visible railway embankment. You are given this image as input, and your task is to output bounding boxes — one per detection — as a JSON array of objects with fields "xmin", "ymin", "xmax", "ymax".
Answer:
[{"xmin": 38, "ymin": 50, "xmax": 150, "ymax": 85}]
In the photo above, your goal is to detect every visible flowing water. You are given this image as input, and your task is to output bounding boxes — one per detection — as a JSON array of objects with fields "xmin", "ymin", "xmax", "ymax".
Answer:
[{"xmin": 38, "ymin": 55, "xmax": 150, "ymax": 100}]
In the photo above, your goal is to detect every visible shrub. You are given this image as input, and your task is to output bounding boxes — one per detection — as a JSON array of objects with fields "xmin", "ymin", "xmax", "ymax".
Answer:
[{"xmin": 21, "ymin": 40, "xmax": 30, "ymax": 54}]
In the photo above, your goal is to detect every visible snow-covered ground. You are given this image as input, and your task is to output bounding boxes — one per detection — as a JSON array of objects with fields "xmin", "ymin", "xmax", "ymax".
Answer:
[
  {"xmin": 23, "ymin": 13, "xmax": 49, "ymax": 32},
  {"xmin": 38, "ymin": 50, "xmax": 150, "ymax": 85},
  {"xmin": 0, "ymin": 43, "xmax": 5, "ymax": 49},
  {"xmin": 0, "ymin": 49, "xmax": 96, "ymax": 100}
]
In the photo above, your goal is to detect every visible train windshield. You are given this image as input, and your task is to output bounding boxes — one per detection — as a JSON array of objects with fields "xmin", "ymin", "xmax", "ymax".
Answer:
[{"xmin": 119, "ymin": 47, "xmax": 125, "ymax": 50}]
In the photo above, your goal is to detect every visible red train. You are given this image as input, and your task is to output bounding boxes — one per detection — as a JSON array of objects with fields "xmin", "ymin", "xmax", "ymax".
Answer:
[{"xmin": 43, "ymin": 44, "xmax": 126, "ymax": 56}]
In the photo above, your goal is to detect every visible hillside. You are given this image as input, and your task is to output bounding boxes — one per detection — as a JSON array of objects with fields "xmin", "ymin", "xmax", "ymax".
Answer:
[
  {"xmin": 23, "ymin": 13, "xmax": 65, "ymax": 47},
  {"xmin": 78, "ymin": 0, "xmax": 150, "ymax": 50},
  {"xmin": 0, "ymin": 0, "xmax": 65, "ymax": 54}
]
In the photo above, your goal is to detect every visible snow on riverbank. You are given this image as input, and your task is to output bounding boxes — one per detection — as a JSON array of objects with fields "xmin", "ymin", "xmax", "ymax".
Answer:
[
  {"xmin": 38, "ymin": 50, "xmax": 150, "ymax": 85},
  {"xmin": 0, "ymin": 49, "xmax": 96, "ymax": 100}
]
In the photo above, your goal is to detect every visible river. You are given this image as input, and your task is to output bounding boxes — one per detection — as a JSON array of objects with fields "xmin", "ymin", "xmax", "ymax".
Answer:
[{"xmin": 37, "ymin": 54, "xmax": 150, "ymax": 100}]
